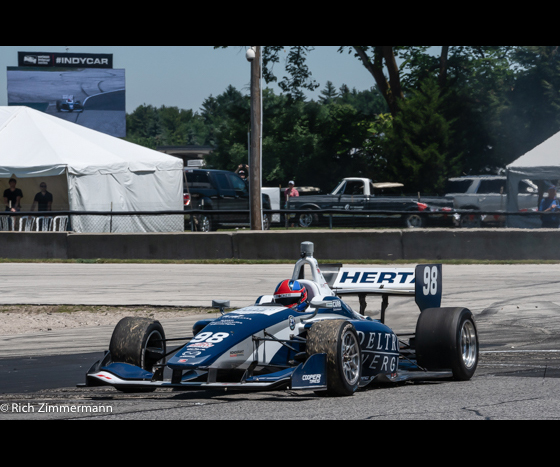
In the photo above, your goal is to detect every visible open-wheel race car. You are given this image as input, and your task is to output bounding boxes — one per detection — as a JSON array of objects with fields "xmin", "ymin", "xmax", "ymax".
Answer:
[
  {"xmin": 79, "ymin": 242, "xmax": 479, "ymax": 397},
  {"xmin": 56, "ymin": 95, "xmax": 84, "ymax": 113}
]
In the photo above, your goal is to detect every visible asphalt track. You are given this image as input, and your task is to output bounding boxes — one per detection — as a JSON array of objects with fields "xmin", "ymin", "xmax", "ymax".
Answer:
[{"xmin": 1, "ymin": 263, "xmax": 560, "ymax": 420}]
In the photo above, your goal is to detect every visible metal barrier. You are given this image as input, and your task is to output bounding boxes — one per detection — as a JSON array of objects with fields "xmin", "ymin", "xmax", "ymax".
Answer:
[{"xmin": 0, "ymin": 209, "xmax": 555, "ymax": 233}]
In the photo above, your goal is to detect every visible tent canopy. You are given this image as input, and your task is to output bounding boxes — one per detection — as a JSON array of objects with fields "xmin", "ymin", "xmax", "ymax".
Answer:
[
  {"xmin": 507, "ymin": 130, "xmax": 560, "ymax": 228},
  {"xmin": 0, "ymin": 106, "xmax": 182, "ymax": 178},
  {"xmin": 0, "ymin": 107, "xmax": 183, "ymax": 232}
]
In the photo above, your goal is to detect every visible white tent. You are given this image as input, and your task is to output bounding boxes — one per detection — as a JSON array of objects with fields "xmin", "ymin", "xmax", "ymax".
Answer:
[
  {"xmin": 507, "ymin": 131, "xmax": 560, "ymax": 228},
  {"xmin": 0, "ymin": 106, "xmax": 184, "ymax": 233}
]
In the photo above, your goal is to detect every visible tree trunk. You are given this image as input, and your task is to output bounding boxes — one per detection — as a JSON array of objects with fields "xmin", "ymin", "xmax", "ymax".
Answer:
[
  {"xmin": 353, "ymin": 46, "xmax": 403, "ymax": 116},
  {"xmin": 439, "ymin": 46, "xmax": 450, "ymax": 86}
]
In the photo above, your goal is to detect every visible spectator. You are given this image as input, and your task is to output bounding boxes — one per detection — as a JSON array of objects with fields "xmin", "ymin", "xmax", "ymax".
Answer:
[
  {"xmin": 31, "ymin": 182, "xmax": 53, "ymax": 212},
  {"xmin": 3, "ymin": 178, "xmax": 23, "ymax": 212},
  {"xmin": 284, "ymin": 181, "xmax": 300, "ymax": 228},
  {"xmin": 284, "ymin": 181, "xmax": 299, "ymax": 208},
  {"xmin": 539, "ymin": 185, "xmax": 560, "ymax": 228},
  {"xmin": 235, "ymin": 165, "xmax": 250, "ymax": 185}
]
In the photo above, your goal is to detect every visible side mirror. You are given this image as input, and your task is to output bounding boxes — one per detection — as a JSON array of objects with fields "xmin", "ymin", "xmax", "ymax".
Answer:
[{"xmin": 212, "ymin": 300, "xmax": 230, "ymax": 316}]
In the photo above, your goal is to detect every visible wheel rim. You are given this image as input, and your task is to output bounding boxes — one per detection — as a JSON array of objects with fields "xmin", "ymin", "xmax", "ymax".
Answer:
[
  {"xmin": 406, "ymin": 215, "xmax": 423, "ymax": 228},
  {"xmin": 341, "ymin": 331, "xmax": 361, "ymax": 386},
  {"xmin": 299, "ymin": 213, "xmax": 313, "ymax": 228},
  {"xmin": 461, "ymin": 321, "xmax": 478, "ymax": 370},
  {"xmin": 200, "ymin": 216, "xmax": 211, "ymax": 232},
  {"xmin": 143, "ymin": 330, "xmax": 165, "ymax": 370}
]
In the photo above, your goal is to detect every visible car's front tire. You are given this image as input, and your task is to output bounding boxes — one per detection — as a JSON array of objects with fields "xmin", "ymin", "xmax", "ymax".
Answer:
[
  {"xmin": 307, "ymin": 320, "xmax": 362, "ymax": 397},
  {"xmin": 110, "ymin": 318, "xmax": 166, "ymax": 372}
]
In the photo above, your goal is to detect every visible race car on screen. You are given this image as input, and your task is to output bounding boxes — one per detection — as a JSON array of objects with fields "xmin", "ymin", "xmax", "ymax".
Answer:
[
  {"xmin": 80, "ymin": 242, "xmax": 479, "ymax": 397},
  {"xmin": 56, "ymin": 95, "xmax": 84, "ymax": 113}
]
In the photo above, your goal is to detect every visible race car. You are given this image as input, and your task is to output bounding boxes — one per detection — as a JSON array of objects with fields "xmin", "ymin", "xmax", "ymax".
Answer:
[
  {"xmin": 79, "ymin": 242, "xmax": 479, "ymax": 397},
  {"xmin": 56, "ymin": 95, "xmax": 84, "ymax": 113}
]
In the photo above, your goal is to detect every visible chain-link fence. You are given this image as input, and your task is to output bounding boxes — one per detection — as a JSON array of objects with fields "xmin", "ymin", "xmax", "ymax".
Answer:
[
  {"xmin": 1, "ymin": 208, "xmax": 555, "ymax": 233},
  {"xmin": 0, "ymin": 212, "xmax": 184, "ymax": 233}
]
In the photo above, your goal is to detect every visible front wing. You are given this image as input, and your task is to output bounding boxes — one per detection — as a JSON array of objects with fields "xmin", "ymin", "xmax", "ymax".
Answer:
[{"xmin": 80, "ymin": 353, "xmax": 328, "ymax": 393}]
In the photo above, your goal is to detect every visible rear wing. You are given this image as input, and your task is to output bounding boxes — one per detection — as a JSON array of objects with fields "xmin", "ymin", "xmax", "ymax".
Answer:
[{"xmin": 331, "ymin": 264, "xmax": 442, "ymax": 313}]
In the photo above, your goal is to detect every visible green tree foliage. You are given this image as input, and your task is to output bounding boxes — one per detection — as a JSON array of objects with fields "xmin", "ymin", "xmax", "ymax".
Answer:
[
  {"xmin": 127, "ymin": 46, "xmax": 560, "ymax": 195},
  {"xmin": 126, "ymin": 104, "xmax": 209, "ymax": 148},
  {"xmin": 205, "ymin": 85, "xmax": 387, "ymax": 191},
  {"xmin": 383, "ymin": 79, "xmax": 460, "ymax": 194}
]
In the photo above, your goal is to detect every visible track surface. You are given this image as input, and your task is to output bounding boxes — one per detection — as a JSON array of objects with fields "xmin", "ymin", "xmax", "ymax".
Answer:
[{"xmin": 1, "ymin": 263, "xmax": 560, "ymax": 419}]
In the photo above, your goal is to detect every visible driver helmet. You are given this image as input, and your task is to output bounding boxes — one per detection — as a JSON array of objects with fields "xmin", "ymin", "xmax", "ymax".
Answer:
[{"xmin": 274, "ymin": 280, "xmax": 308, "ymax": 312}]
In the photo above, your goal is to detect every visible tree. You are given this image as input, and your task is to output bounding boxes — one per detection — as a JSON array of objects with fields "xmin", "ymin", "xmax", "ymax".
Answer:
[
  {"xmin": 319, "ymin": 81, "xmax": 339, "ymax": 104},
  {"xmin": 494, "ymin": 46, "xmax": 560, "ymax": 162},
  {"xmin": 383, "ymin": 79, "xmax": 460, "ymax": 194}
]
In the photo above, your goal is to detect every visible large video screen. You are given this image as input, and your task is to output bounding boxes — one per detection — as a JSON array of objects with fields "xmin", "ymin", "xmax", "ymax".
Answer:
[{"xmin": 7, "ymin": 67, "xmax": 126, "ymax": 138}]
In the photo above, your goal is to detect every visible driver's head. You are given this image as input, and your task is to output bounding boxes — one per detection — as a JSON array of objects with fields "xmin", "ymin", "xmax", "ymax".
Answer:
[{"xmin": 274, "ymin": 280, "xmax": 308, "ymax": 311}]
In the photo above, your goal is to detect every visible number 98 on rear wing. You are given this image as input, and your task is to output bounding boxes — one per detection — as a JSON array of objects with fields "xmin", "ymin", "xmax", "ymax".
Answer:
[{"xmin": 330, "ymin": 264, "xmax": 442, "ymax": 313}]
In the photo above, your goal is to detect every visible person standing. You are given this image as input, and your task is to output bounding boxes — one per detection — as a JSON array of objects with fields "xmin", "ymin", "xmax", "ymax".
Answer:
[
  {"xmin": 540, "ymin": 185, "xmax": 560, "ymax": 228},
  {"xmin": 284, "ymin": 181, "xmax": 300, "ymax": 208},
  {"xmin": 3, "ymin": 178, "xmax": 23, "ymax": 212},
  {"xmin": 31, "ymin": 182, "xmax": 53, "ymax": 212},
  {"xmin": 284, "ymin": 181, "xmax": 300, "ymax": 228}
]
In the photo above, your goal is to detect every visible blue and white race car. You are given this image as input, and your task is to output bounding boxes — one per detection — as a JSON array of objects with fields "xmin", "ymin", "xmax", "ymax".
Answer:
[
  {"xmin": 80, "ymin": 242, "xmax": 479, "ymax": 397},
  {"xmin": 56, "ymin": 95, "xmax": 84, "ymax": 113}
]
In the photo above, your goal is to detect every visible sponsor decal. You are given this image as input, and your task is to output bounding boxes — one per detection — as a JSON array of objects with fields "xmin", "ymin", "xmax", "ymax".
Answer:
[
  {"xmin": 235, "ymin": 306, "xmax": 286, "ymax": 316},
  {"xmin": 18, "ymin": 51, "xmax": 113, "ymax": 69},
  {"xmin": 302, "ymin": 374, "xmax": 322, "ymax": 385},
  {"xmin": 188, "ymin": 343, "xmax": 214, "ymax": 349},
  {"xmin": 56, "ymin": 57, "xmax": 109, "ymax": 66},
  {"xmin": 289, "ymin": 316, "xmax": 296, "ymax": 331},
  {"xmin": 338, "ymin": 270, "xmax": 415, "ymax": 285},
  {"xmin": 180, "ymin": 350, "xmax": 202, "ymax": 359},
  {"xmin": 357, "ymin": 331, "xmax": 400, "ymax": 373}
]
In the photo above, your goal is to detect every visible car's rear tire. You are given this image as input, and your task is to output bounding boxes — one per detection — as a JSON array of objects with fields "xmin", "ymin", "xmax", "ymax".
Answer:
[
  {"xmin": 415, "ymin": 307, "xmax": 479, "ymax": 381},
  {"xmin": 306, "ymin": 320, "xmax": 362, "ymax": 397}
]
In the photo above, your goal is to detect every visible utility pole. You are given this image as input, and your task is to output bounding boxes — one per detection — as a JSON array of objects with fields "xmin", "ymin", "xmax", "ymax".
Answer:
[{"xmin": 248, "ymin": 46, "xmax": 263, "ymax": 231}]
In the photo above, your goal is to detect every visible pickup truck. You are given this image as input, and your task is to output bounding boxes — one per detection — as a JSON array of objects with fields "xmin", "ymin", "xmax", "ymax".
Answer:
[
  {"xmin": 184, "ymin": 169, "xmax": 271, "ymax": 232},
  {"xmin": 446, "ymin": 176, "xmax": 540, "ymax": 227},
  {"xmin": 287, "ymin": 178, "xmax": 453, "ymax": 228}
]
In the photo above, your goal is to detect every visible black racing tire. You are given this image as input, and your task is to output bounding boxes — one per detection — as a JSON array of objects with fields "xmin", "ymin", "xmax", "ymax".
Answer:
[
  {"xmin": 109, "ymin": 317, "xmax": 166, "ymax": 372},
  {"xmin": 415, "ymin": 307, "xmax": 479, "ymax": 381},
  {"xmin": 306, "ymin": 320, "xmax": 362, "ymax": 397}
]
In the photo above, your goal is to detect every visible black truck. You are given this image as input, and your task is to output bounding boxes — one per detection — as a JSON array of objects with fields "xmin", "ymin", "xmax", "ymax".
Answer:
[
  {"xmin": 287, "ymin": 178, "xmax": 454, "ymax": 228},
  {"xmin": 184, "ymin": 169, "xmax": 271, "ymax": 232}
]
